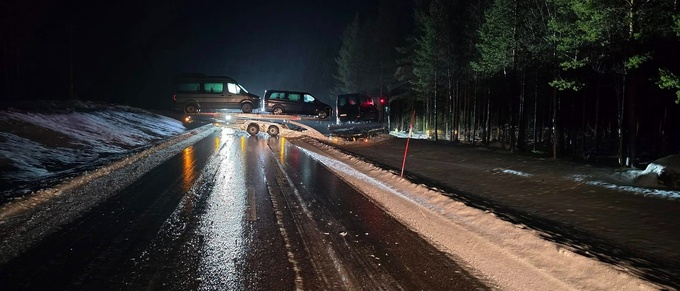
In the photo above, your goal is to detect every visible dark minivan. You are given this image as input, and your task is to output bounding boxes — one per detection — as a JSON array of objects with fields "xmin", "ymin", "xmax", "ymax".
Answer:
[
  {"xmin": 336, "ymin": 93, "xmax": 379, "ymax": 123},
  {"xmin": 173, "ymin": 74, "xmax": 260, "ymax": 113},
  {"xmin": 263, "ymin": 90, "xmax": 332, "ymax": 119}
]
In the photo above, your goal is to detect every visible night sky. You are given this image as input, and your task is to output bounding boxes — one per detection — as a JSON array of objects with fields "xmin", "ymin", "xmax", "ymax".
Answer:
[{"xmin": 3, "ymin": 0, "xmax": 378, "ymax": 108}]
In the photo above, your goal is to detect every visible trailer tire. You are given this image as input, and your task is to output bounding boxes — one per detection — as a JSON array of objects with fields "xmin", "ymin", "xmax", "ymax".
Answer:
[
  {"xmin": 247, "ymin": 123, "xmax": 259, "ymax": 136},
  {"xmin": 267, "ymin": 125, "xmax": 280, "ymax": 137},
  {"xmin": 318, "ymin": 107, "xmax": 330, "ymax": 119},
  {"xmin": 184, "ymin": 103, "xmax": 199, "ymax": 114},
  {"xmin": 241, "ymin": 103, "xmax": 253, "ymax": 113}
]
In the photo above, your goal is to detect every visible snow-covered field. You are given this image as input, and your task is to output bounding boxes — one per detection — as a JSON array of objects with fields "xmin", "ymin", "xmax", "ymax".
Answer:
[{"xmin": 0, "ymin": 102, "xmax": 674, "ymax": 289}]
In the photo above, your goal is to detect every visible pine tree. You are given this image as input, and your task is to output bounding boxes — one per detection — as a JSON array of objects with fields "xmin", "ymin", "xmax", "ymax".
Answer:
[
  {"xmin": 335, "ymin": 15, "xmax": 362, "ymax": 94},
  {"xmin": 548, "ymin": 0, "xmax": 677, "ymax": 166},
  {"xmin": 412, "ymin": 0, "xmax": 452, "ymax": 140}
]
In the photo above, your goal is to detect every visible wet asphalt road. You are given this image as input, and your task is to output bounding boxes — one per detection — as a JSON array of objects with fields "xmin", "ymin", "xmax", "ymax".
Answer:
[{"xmin": 0, "ymin": 128, "xmax": 487, "ymax": 290}]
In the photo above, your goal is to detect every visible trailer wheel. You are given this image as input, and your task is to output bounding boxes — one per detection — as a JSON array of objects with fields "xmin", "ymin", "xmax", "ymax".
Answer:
[
  {"xmin": 267, "ymin": 125, "xmax": 280, "ymax": 137},
  {"xmin": 246, "ymin": 123, "xmax": 259, "ymax": 136},
  {"xmin": 184, "ymin": 103, "xmax": 199, "ymax": 113},
  {"xmin": 241, "ymin": 103, "xmax": 253, "ymax": 113},
  {"xmin": 317, "ymin": 107, "xmax": 330, "ymax": 119}
]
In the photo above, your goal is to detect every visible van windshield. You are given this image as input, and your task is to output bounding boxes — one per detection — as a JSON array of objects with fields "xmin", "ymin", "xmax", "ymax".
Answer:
[{"xmin": 238, "ymin": 84, "xmax": 249, "ymax": 93}]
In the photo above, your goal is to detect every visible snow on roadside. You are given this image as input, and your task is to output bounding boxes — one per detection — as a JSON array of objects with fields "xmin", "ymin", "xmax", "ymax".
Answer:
[
  {"xmin": 389, "ymin": 130, "xmax": 680, "ymax": 200},
  {"xmin": 0, "ymin": 107, "xmax": 186, "ymax": 191},
  {"xmin": 292, "ymin": 137, "xmax": 663, "ymax": 291}
]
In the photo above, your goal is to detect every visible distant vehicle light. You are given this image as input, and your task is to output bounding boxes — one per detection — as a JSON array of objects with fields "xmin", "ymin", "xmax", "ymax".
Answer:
[{"xmin": 224, "ymin": 115, "xmax": 232, "ymax": 121}]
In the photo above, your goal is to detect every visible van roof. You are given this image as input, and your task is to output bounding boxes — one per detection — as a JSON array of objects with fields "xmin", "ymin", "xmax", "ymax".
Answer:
[
  {"xmin": 337, "ymin": 93, "xmax": 368, "ymax": 97},
  {"xmin": 265, "ymin": 89, "xmax": 312, "ymax": 95},
  {"xmin": 175, "ymin": 73, "xmax": 237, "ymax": 83}
]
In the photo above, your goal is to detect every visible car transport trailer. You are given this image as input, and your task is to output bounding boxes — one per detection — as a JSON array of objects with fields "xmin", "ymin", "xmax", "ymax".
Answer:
[{"xmin": 181, "ymin": 112, "xmax": 328, "ymax": 139}]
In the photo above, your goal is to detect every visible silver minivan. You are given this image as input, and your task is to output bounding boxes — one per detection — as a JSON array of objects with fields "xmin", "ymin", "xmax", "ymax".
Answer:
[
  {"xmin": 173, "ymin": 74, "xmax": 260, "ymax": 113},
  {"xmin": 263, "ymin": 89, "xmax": 332, "ymax": 119}
]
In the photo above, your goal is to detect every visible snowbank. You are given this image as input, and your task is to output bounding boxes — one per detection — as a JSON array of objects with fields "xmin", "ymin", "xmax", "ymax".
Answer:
[{"xmin": 634, "ymin": 155, "xmax": 680, "ymax": 188}]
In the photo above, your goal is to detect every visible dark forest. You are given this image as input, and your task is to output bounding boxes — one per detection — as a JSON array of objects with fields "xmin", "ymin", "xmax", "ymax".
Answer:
[{"xmin": 335, "ymin": 0, "xmax": 680, "ymax": 167}]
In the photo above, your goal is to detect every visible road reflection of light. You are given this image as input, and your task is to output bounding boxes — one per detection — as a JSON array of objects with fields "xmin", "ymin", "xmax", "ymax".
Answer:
[
  {"xmin": 181, "ymin": 146, "xmax": 195, "ymax": 192},
  {"xmin": 279, "ymin": 137, "xmax": 286, "ymax": 164},
  {"xmin": 198, "ymin": 135, "xmax": 247, "ymax": 289}
]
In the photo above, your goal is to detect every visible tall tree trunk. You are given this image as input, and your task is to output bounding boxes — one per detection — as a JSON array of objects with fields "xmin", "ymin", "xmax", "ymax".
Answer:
[
  {"xmin": 484, "ymin": 87, "xmax": 491, "ymax": 146},
  {"xmin": 434, "ymin": 67, "xmax": 439, "ymax": 141},
  {"xmin": 507, "ymin": 73, "xmax": 516, "ymax": 152},
  {"xmin": 533, "ymin": 71, "xmax": 539, "ymax": 152},
  {"xmin": 472, "ymin": 78, "xmax": 478, "ymax": 146},
  {"xmin": 456, "ymin": 81, "xmax": 462, "ymax": 141},
  {"xmin": 594, "ymin": 78, "xmax": 601, "ymax": 153},
  {"xmin": 552, "ymin": 86, "xmax": 559, "ymax": 159},
  {"xmin": 465, "ymin": 79, "xmax": 470, "ymax": 142},
  {"xmin": 447, "ymin": 68, "xmax": 453, "ymax": 140},
  {"xmin": 625, "ymin": 0, "xmax": 640, "ymax": 167},
  {"xmin": 617, "ymin": 74, "xmax": 626, "ymax": 166},
  {"xmin": 517, "ymin": 70, "xmax": 527, "ymax": 151},
  {"xmin": 627, "ymin": 71, "xmax": 639, "ymax": 167}
]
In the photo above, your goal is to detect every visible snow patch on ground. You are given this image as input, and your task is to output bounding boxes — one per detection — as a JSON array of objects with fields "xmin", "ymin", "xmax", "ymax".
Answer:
[
  {"xmin": 495, "ymin": 168, "xmax": 533, "ymax": 177},
  {"xmin": 390, "ymin": 130, "xmax": 429, "ymax": 140}
]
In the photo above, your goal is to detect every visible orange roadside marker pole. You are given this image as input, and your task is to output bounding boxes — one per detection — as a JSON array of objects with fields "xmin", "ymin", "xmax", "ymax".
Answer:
[{"xmin": 401, "ymin": 110, "xmax": 416, "ymax": 178}]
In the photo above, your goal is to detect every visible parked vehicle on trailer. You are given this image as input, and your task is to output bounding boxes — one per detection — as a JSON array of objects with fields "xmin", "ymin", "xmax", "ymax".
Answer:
[
  {"xmin": 336, "ymin": 93, "xmax": 379, "ymax": 123},
  {"xmin": 172, "ymin": 73, "xmax": 260, "ymax": 113},
  {"xmin": 263, "ymin": 90, "xmax": 332, "ymax": 119}
]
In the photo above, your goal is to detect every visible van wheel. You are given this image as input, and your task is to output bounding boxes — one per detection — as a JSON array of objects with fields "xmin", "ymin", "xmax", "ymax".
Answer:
[
  {"xmin": 185, "ymin": 103, "xmax": 199, "ymax": 113},
  {"xmin": 267, "ymin": 125, "xmax": 280, "ymax": 137},
  {"xmin": 246, "ymin": 123, "xmax": 259, "ymax": 136},
  {"xmin": 318, "ymin": 108, "xmax": 330, "ymax": 119},
  {"xmin": 272, "ymin": 107, "xmax": 284, "ymax": 115},
  {"xmin": 241, "ymin": 103, "xmax": 253, "ymax": 113}
]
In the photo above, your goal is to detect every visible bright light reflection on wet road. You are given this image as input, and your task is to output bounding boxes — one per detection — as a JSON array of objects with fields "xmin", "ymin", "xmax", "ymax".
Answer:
[
  {"xmin": 181, "ymin": 146, "xmax": 195, "ymax": 192},
  {"xmin": 196, "ymin": 130, "xmax": 248, "ymax": 289}
]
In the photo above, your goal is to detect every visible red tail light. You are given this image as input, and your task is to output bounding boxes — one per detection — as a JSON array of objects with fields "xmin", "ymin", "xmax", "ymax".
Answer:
[{"xmin": 173, "ymin": 94, "xmax": 176, "ymax": 102}]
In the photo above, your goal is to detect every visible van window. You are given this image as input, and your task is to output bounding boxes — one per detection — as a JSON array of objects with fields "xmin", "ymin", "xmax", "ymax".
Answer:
[
  {"xmin": 288, "ymin": 93, "xmax": 301, "ymax": 102},
  {"xmin": 270, "ymin": 92, "xmax": 286, "ymax": 99},
  {"xmin": 178, "ymin": 82, "xmax": 200, "ymax": 93},
  {"xmin": 348, "ymin": 96, "xmax": 358, "ymax": 105},
  {"xmin": 227, "ymin": 83, "xmax": 241, "ymax": 94},
  {"xmin": 204, "ymin": 82, "xmax": 224, "ymax": 93},
  {"xmin": 303, "ymin": 94, "xmax": 315, "ymax": 103}
]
